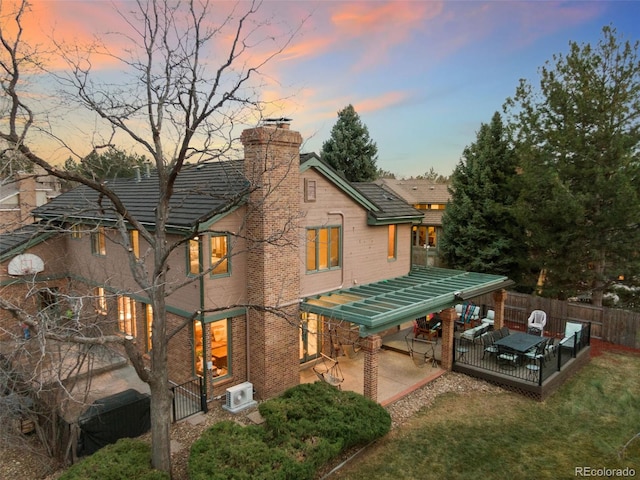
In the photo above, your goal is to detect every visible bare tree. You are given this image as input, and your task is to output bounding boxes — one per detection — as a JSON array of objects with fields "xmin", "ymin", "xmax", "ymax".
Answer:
[{"xmin": 1, "ymin": 0, "xmax": 301, "ymax": 475}]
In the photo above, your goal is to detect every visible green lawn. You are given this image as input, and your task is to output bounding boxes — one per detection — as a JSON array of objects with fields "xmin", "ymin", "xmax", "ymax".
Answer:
[{"xmin": 329, "ymin": 352, "xmax": 640, "ymax": 480}]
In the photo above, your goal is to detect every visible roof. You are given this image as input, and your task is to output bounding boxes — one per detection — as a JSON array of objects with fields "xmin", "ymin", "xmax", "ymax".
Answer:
[
  {"xmin": 351, "ymin": 183, "xmax": 424, "ymax": 225},
  {"xmin": 376, "ymin": 178, "xmax": 450, "ymax": 205},
  {"xmin": 0, "ymin": 222, "xmax": 58, "ymax": 261},
  {"xmin": 31, "ymin": 154, "xmax": 423, "ymax": 232},
  {"xmin": 302, "ymin": 266, "xmax": 513, "ymax": 335},
  {"xmin": 33, "ymin": 161, "xmax": 249, "ymax": 231},
  {"xmin": 300, "ymin": 156, "xmax": 422, "ymax": 226}
]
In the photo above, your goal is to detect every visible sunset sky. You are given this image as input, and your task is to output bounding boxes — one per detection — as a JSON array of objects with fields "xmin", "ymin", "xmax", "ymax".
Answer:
[{"xmin": 8, "ymin": 0, "xmax": 640, "ymax": 177}]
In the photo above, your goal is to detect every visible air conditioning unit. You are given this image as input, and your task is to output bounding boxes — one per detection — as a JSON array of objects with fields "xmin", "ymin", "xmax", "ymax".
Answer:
[{"xmin": 223, "ymin": 382, "xmax": 256, "ymax": 413}]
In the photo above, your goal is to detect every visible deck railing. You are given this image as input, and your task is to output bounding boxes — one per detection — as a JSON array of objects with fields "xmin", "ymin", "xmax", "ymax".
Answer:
[{"xmin": 453, "ymin": 322, "xmax": 590, "ymax": 386}]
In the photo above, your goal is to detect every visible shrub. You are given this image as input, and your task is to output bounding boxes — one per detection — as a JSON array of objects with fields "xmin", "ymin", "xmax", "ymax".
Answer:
[
  {"xmin": 188, "ymin": 421, "xmax": 315, "ymax": 480},
  {"xmin": 260, "ymin": 381, "xmax": 391, "ymax": 450},
  {"xmin": 58, "ymin": 438, "xmax": 169, "ymax": 480},
  {"xmin": 188, "ymin": 382, "xmax": 391, "ymax": 480}
]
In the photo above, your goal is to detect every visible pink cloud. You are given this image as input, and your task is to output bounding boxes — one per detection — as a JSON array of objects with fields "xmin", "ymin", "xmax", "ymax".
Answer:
[{"xmin": 354, "ymin": 91, "xmax": 411, "ymax": 114}]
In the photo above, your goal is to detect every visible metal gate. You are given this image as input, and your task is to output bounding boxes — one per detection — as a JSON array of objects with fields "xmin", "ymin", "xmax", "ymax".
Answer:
[{"xmin": 170, "ymin": 377, "xmax": 207, "ymax": 422}]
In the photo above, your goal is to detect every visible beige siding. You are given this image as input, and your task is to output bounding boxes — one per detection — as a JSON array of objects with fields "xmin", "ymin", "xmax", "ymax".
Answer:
[
  {"xmin": 201, "ymin": 208, "xmax": 248, "ymax": 311},
  {"xmin": 300, "ymin": 168, "xmax": 411, "ymax": 297}
]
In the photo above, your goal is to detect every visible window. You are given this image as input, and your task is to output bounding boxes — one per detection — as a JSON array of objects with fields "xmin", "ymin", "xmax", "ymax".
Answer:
[
  {"xmin": 210, "ymin": 235, "xmax": 229, "ymax": 276},
  {"xmin": 91, "ymin": 227, "xmax": 106, "ymax": 256},
  {"xmin": 145, "ymin": 304, "xmax": 153, "ymax": 352},
  {"xmin": 388, "ymin": 224, "xmax": 397, "ymax": 260},
  {"xmin": 188, "ymin": 237, "xmax": 201, "ymax": 275},
  {"xmin": 412, "ymin": 225, "xmax": 437, "ymax": 248},
  {"xmin": 95, "ymin": 287, "xmax": 107, "ymax": 315},
  {"xmin": 306, "ymin": 226, "xmax": 340, "ymax": 272},
  {"xmin": 130, "ymin": 230, "xmax": 140, "ymax": 259},
  {"xmin": 304, "ymin": 178, "xmax": 317, "ymax": 202},
  {"xmin": 71, "ymin": 224, "xmax": 83, "ymax": 239},
  {"xmin": 427, "ymin": 226, "xmax": 437, "ymax": 247},
  {"xmin": 194, "ymin": 319, "xmax": 229, "ymax": 378},
  {"xmin": 38, "ymin": 288, "xmax": 60, "ymax": 318},
  {"xmin": 117, "ymin": 295, "xmax": 136, "ymax": 336},
  {"xmin": 413, "ymin": 203, "xmax": 446, "ymax": 210}
]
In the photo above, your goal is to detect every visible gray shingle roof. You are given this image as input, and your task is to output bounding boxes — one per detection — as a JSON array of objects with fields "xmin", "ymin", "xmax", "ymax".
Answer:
[
  {"xmin": 351, "ymin": 183, "xmax": 423, "ymax": 222},
  {"xmin": 376, "ymin": 178, "xmax": 451, "ymax": 204},
  {"xmin": 29, "ymin": 157, "xmax": 422, "ymax": 233},
  {"xmin": 0, "ymin": 222, "xmax": 59, "ymax": 259},
  {"xmin": 33, "ymin": 161, "xmax": 249, "ymax": 230}
]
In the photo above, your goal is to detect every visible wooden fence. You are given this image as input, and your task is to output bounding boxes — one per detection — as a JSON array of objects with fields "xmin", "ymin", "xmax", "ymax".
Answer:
[{"xmin": 471, "ymin": 291, "xmax": 640, "ymax": 349}]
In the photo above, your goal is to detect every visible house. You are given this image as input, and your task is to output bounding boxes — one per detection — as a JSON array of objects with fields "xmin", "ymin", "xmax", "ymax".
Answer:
[
  {"xmin": 0, "ymin": 170, "xmax": 62, "ymax": 234},
  {"xmin": 375, "ymin": 178, "xmax": 450, "ymax": 267},
  {"xmin": 0, "ymin": 122, "xmax": 510, "ymax": 405}
]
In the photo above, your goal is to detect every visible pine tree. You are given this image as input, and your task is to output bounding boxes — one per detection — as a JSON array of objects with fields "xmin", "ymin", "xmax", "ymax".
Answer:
[
  {"xmin": 321, "ymin": 104, "xmax": 378, "ymax": 182},
  {"xmin": 506, "ymin": 26, "xmax": 640, "ymax": 304},
  {"xmin": 440, "ymin": 112, "xmax": 527, "ymax": 280}
]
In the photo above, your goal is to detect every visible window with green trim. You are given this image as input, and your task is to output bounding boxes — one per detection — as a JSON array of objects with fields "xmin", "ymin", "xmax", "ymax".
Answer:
[
  {"xmin": 145, "ymin": 304, "xmax": 153, "ymax": 352},
  {"xmin": 117, "ymin": 295, "xmax": 136, "ymax": 337},
  {"xmin": 388, "ymin": 224, "xmax": 397, "ymax": 260},
  {"xmin": 91, "ymin": 227, "xmax": 106, "ymax": 256},
  {"xmin": 210, "ymin": 234, "xmax": 229, "ymax": 276},
  {"xmin": 188, "ymin": 237, "xmax": 201, "ymax": 275},
  {"xmin": 130, "ymin": 230, "xmax": 140, "ymax": 259},
  {"xmin": 306, "ymin": 226, "xmax": 341, "ymax": 272}
]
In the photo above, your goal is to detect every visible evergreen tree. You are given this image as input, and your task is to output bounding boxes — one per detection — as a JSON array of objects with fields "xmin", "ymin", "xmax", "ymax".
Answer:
[
  {"xmin": 64, "ymin": 148, "xmax": 149, "ymax": 181},
  {"xmin": 506, "ymin": 26, "xmax": 640, "ymax": 305},
  {"xmin": 440, "ymin": 112, "xmax": 527, "ymax": 280},
  {"xmin": 321, "ymin": 104, "xmax": 378, "ymax": 182}
]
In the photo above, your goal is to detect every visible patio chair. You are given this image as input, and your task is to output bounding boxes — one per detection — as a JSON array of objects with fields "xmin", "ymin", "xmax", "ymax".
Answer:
[
  {"xmin": 455, "ymin": 303, "xmax": 480, "ymax": 331},
  {"xmin": 559, "ymin": 322, "xmax": 583, "ymax": 349},
  {"xmin": 481, "ymin": 309, "xmax": 495, "ymax": 328},
  {"xmin": 497, "ymin": 346, "xmax": 519, "ymax": 368},
  {"xmin": 524, "ymin": 338, "xmax": 547, "ymax": 367},
  {"xmin": 481, "ymin": 332, "xmax": 498, "ymax": 359},
  {"xmin": 545, "ymin": 337, "xmax": 557, "ymax": 359},
  {"xmin": 527, "ymin": 326, "xmax": 543, "ymax": 336},
  {"xmin": 524, "ymin": 340, "xmax": 547, "ymax": 381},
  {"xmin": 313, "ymin": 353, "xmax": 344, "ymax": 388},
  {"xmin": 499, "ymin": 326, "xmax": 510, "ymax": 338},
  {"xmin": 527, "ymin": 310, "xmax": 547, "ymax": 336},
  {"xmin": 414, "ymin": 316, "xmax": 440, "ymax": 341}
]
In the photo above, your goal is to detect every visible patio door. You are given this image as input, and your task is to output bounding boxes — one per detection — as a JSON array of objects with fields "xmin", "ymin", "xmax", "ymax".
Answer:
[{"xmin": 300, "ymin": 312, "xmax": 320, "ymax": 363}]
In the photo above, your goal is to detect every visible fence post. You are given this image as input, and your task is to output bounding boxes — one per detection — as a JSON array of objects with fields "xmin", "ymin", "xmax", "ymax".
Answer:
[{"xmin": 199, "ymin": 376, "xmax": 208, "ymax": 414}]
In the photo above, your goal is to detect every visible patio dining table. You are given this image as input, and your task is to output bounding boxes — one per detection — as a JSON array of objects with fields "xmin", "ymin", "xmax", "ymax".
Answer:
[{"xmin": 494, "ymin": 332, "xmax": 545, "ymax": 354}]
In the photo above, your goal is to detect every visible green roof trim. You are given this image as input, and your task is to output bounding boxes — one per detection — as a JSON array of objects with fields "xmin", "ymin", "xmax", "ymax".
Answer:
[
  {"xmin": 301, "ymin": 266, "xmax": 513, "ymax": 336},
  {"xmin": 299, "ymin": 157, "xmax": 379, "ymax": 212}
]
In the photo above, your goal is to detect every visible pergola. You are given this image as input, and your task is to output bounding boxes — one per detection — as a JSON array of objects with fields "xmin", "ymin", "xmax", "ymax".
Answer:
[{"xmin": 301, "ymin": 266, "xmax": 513, "ymax": 401}]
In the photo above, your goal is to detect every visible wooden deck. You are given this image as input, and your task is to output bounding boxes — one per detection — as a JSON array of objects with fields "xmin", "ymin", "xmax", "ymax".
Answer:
[{"xmin": 451, "ymin": 335, "xmax": 591, "ymax": 401}]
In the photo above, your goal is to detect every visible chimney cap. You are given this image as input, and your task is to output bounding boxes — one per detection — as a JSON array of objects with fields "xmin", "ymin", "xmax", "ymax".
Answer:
[{"xmin": 263, "ymin": 117, "xmax": 292, "ymax": 129}]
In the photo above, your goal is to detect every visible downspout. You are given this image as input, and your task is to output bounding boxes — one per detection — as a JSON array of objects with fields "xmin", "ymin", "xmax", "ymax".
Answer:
[
  {"xmin": 246, "ymin": 308, "xmax": 251, "ymax": 384},
  {"xmin": 197, "ymin": 236, "xmax": 207, "ymax": 399},
  {"xmin": 329, "ymin": 211, "xmax": 345, "ymax": 289}
]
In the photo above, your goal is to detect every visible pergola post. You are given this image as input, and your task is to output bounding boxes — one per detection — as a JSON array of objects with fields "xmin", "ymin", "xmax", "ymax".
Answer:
[
  {"xmin": 439, "ymin": 307, "xmax": 457, "ymax": 371},
  {"xmin": 492, "ymin": 289, "xmax": 508, "ymax": 331},
  {"xmin": 361, "ymin": 334, "xmax": 383, "ymax": 402}
]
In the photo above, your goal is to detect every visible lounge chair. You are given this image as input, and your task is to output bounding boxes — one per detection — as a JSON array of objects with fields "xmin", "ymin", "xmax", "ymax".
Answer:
[{"xmin": 461, "ymin": 323, "xmax": 489, "ymax": 344}]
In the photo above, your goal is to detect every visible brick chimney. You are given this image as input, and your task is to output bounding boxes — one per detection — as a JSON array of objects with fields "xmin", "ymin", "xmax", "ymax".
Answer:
[{"xmin": 241, "ymin": 121, "xmax": 302, "ymax": 399}]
